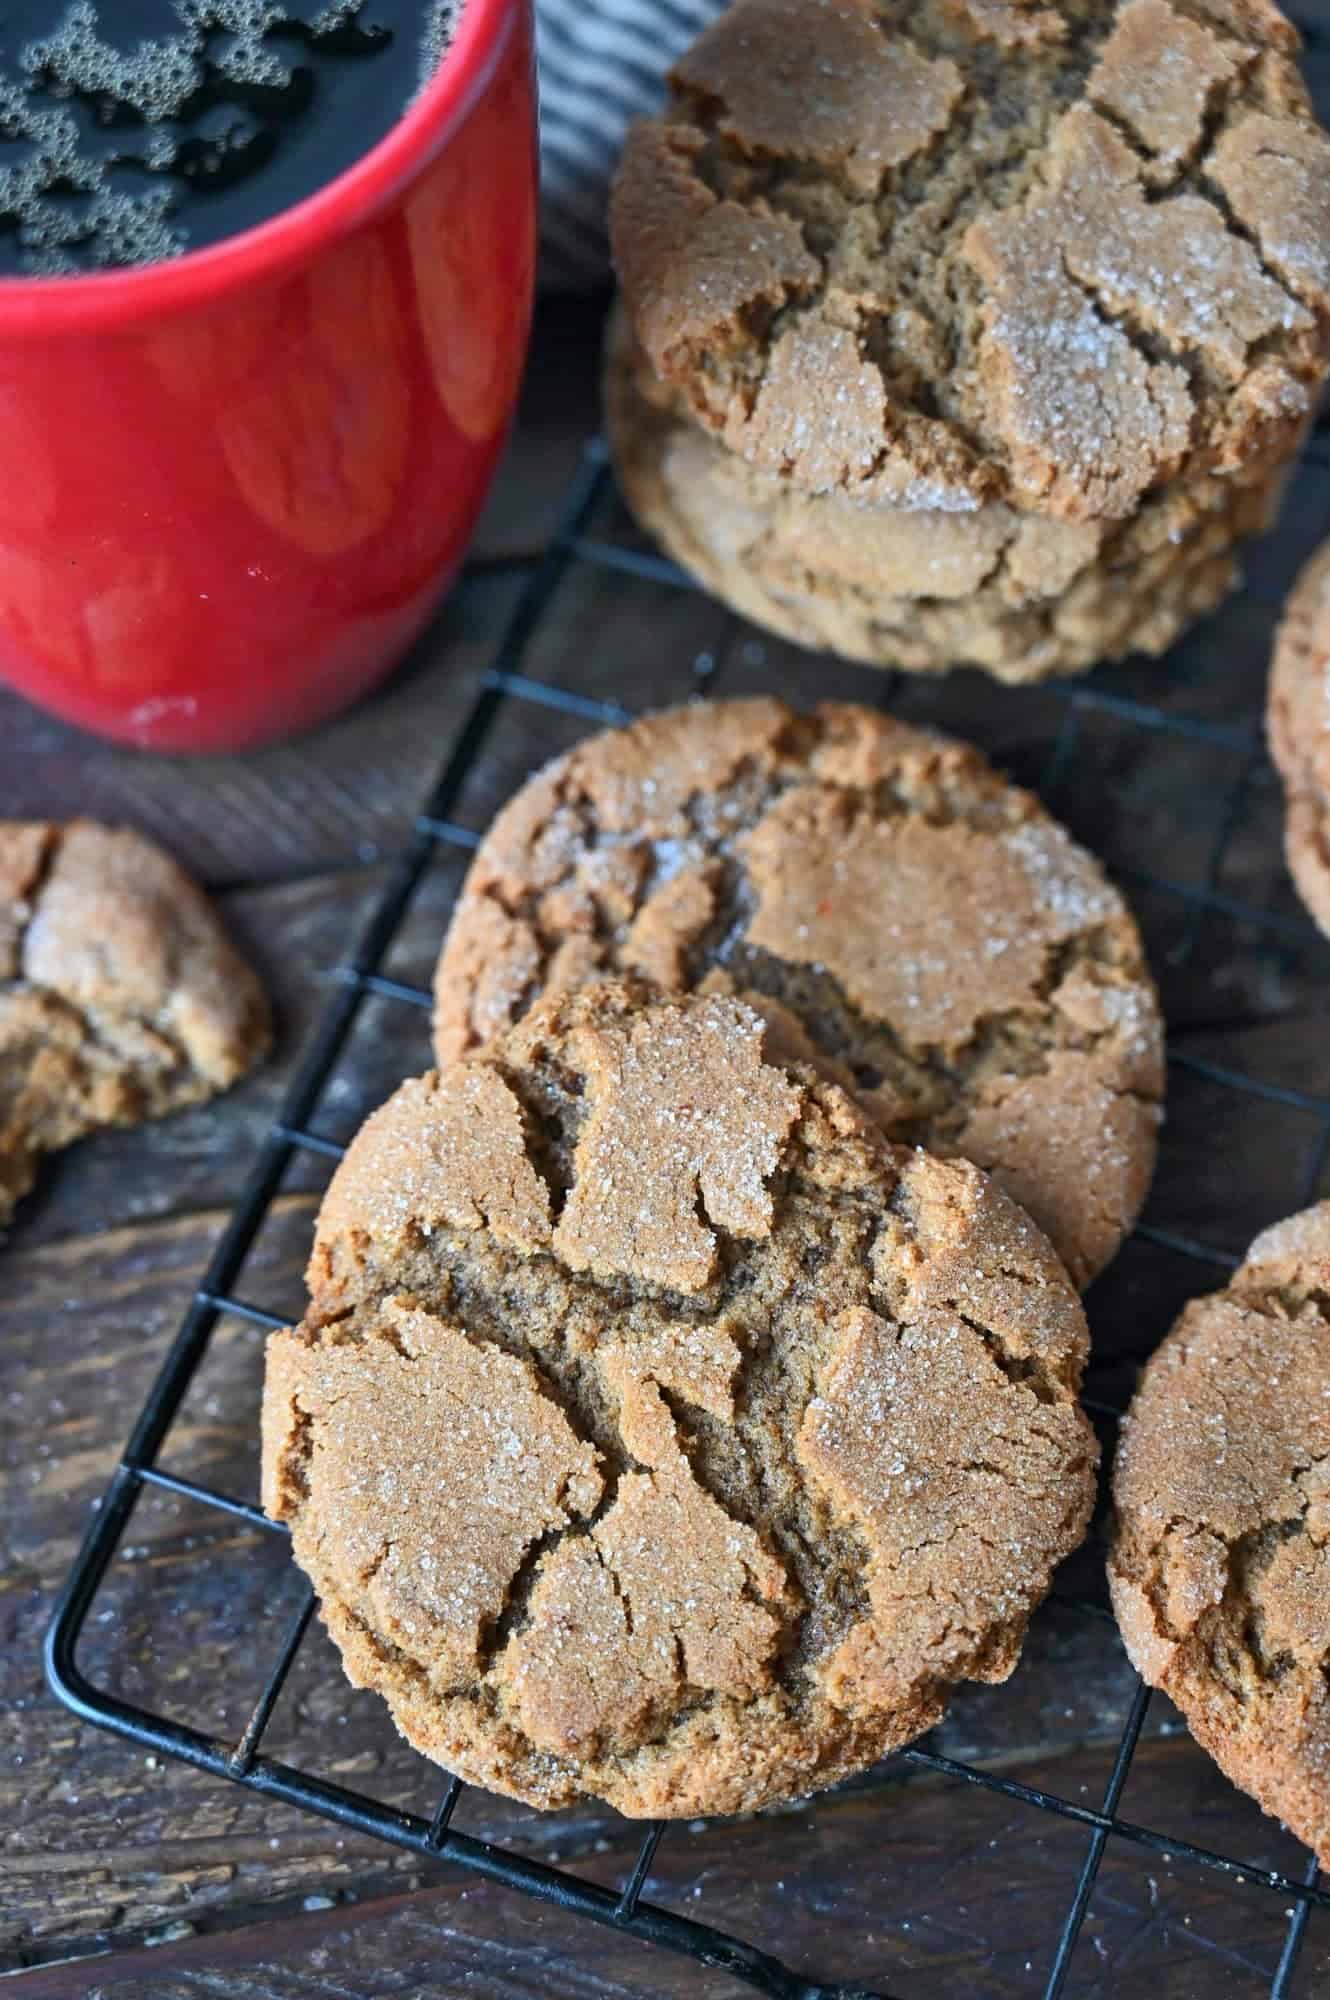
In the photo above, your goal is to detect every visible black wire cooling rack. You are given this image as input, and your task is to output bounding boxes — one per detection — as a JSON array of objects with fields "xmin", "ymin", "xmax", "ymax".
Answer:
[
  {"xmin": 43, "ymin": 425, "xmax": 1330, "ymax": 1998},
  {"xmin": 42, "ymin": 90, "xmax": 1330, "ymax": 1972}
]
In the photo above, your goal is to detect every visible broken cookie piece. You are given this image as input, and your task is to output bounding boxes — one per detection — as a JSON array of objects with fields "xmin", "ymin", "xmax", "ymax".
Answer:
[
  {"xmin": 0, "ymin": 819, "xmax": 271, "ymax": 1225},
  {"xmin": 265, "ymin": 979, "xmax": 1098, "ymax": 1817},
  {"xmin": 605, "ymin": 303, "xmax": 1281, "ymax": 682}
]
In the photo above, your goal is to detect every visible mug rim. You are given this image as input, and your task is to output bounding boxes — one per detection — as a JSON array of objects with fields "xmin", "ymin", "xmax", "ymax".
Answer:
[{"xmin": 0, "ymin": 0, "xmax": 517, "ymax": 333}]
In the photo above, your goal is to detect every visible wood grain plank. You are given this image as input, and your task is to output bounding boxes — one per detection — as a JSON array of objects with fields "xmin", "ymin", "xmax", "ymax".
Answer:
[{"xmin": 12, "ymin": 1736, "xmax": 1329, "ymax": 1998}]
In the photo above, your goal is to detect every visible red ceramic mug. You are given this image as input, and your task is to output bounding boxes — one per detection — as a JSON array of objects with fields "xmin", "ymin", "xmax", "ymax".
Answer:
[{"xmin": 0, "ymin": 0, "xmax": 536, "ymax": 753}]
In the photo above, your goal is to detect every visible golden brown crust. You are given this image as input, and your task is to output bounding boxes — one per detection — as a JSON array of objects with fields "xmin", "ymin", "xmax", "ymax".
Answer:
[
  {"xmin": 605, "ymin": 303, "xmax": 1288, "ymax": 682},
  {"xmin": 431, "ymin": 698, "xmax": 1163, "ymax": 1286},
  {"xmin": 1109, "ymin": 1202, "xmax": 1330, "ymax": 1866},
  {"xmin": 0, "ymin": 819, "xmax": 271, "ymax": 1225},
  {"xmin": 266, "ymin": 979, "xmax": 1097, "ymax": 1817},
  {"xmin": 610, "ymin": 0, "xmax": 1330, "ymax": 520},
  {"xmin": 1268, "ymin": 537, "xmax": 1330, "ymax": 938}
]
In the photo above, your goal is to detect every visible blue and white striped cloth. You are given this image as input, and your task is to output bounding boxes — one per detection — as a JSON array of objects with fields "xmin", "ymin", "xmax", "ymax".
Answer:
[{"xmin": 536, "ymin": 0, "xmax": 722, "ymax": 287}]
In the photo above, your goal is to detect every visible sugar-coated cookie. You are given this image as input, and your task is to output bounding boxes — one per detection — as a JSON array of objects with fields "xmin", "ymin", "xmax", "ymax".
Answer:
[
  {"xmin": 433, "ymin": 699, "xmax": 1163, "ymax": 1286},
  {"xmin": 1110, "ymin": 1202, "xmax": 1330, "ymax": 1865},
  {"xmin": 606, "ymin": 304, "xmax": 1284, "ymax": 682},
  {"xmin": 265, "ymin": 980, "xmax": 1098, "ymax": 1816},
  {"xmin": 611, "ymin": 0, "xmax": 1330, "ymax": 519}
]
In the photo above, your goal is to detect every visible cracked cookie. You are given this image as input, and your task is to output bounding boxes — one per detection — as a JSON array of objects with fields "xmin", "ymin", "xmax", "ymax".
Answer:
[
  {"xmin": 432, "ymin": 698, "xmax": 1163, "ymax": 1287},
  {"xmin": 0, "ymin": 819, "xmax": 271, "ymax": 1225},
  {"xmin": 1269, "ymin": 536, "xmax": 1330, "ymax": 939},
  {"xmin": 610, "ymin": 0, "xmax": 1330, "ymax": 521},
  {"xmin": 264, "ymin": 979, "xmax": 1098, "ymax": 1816},
  {"xmin": 1109, "ymin": 1201, "xmax": 1330, "ymax": 1866},
  {"xmin": 606, "ymin": 303, "xmax": 1286, "ymax": 681}
]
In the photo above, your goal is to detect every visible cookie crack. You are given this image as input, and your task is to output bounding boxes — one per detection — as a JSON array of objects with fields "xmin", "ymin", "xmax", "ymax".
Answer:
[
  {"xmin": 1146, "ymin": 1441, "xmax": 1330, "ymax": 1670},
  {"xmin": 1229, "ymin": 1279, "xmax": 1330, "ymax": 1328},
  {"xmin": 477, "ymin": 1516, "xmax": 594, "ymax": 1675},
  {"xmin": 1050, "ymin": 241, "xmax": 1208, "ymax": 425},
  {"xmin": 272, "ymin": 1399, "xmax": 314, "ymax": 1511},
  {"xmin": 8, "ymin": 912, "xmax": 219, "ymax": 1121},
  {"xmin": 1194, "ymin": 150, "xmax": 1316, "ymax": 314},
  {"xmin": 484, "ymin": 1055, "xmax": 581, "ymax": 1224},
  {"xmin": 1200, "ymin": 1515, "xmax": 1311, "ymax": 1693},
  {"xmin": 658, "ymin": 1358, "xmax": 868, "ymax": 1688},
  {"xmin": 722, "ymin": 912, "xmax": 1156, "ymax": 1144},
  {"xmin": 360, "ymin": 1538, "xmax": 393, "ymax": 1589},
  {"xmin": 1079, "ymin": 95, "xmax": 1168, "ymax": 177},
  {"xmin": 946, "ymin": 1305, "xmax": 1070, "ymax": 1405},
  {"xmin": 677, "ymin": 84, "xmax": 885, "ymax": 219}
]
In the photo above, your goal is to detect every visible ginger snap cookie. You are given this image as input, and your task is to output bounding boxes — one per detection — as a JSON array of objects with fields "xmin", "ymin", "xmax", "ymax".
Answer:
[
  {"xmin": 432, "ymin": 699, "xmax": 1163, "ymax": 1287},
  {"xmin": 0, "ymin": 820, "xmax": 271, "ymax": 1225},
  {"xmin": 264, "ymin": 980, "xmax": 1098, "ymax": 1816},
  {"xmin": 610, "ymin": 0, "xmax": 1330, "ymax": 520},
  {"xmin": 606, "ymin": 304, "xmax": 1285, "ymax": 682},
  {"xmin": 1268, "ymin": 537, "xmax": 1330, "ymax": 938},
  {"xmin": 1109, "ymin": 1202, "xmax": 1330, "ymax": 1865}
]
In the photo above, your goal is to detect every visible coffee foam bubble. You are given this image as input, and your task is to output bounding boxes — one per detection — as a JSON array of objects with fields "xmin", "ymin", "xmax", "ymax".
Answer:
[
  {"xmin": 25, "ymin": 2, "xmax": 203, "ymax": 122},
  {"xmin": 417, "ymin": 0, "xmax": 456, "ymax": 89},
  {"xmin": 0, "ymin": 2, "xmax": 451, "ymax": 274}
]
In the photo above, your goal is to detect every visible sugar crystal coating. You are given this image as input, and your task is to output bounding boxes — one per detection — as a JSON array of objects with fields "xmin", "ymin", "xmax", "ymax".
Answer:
[
  {"xmin": 265, "ymin": 980, "xmax": 1098, "ymax": 1816},
  {"xmin": 611, "ymin": 0, "xmax": 1330, "ymax": 518},
  {"xmin": 1110, "ymin": 1200, "xmax": 1330, "ymax": 1866},
  {"xmin": 433, "ymin": 699, "xmax": 1164, "ymax": 1287}
]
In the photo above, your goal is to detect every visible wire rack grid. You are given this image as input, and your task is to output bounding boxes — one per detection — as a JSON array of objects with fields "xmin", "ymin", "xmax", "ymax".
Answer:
[{"xmin": 42, "ymin": 418, "xmax": 1330, "ymax": 1998}]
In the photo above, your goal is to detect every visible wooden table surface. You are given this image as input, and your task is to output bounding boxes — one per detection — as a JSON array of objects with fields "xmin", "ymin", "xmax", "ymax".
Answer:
[{"xmin": 6, "ymin": 287, "xmax": 1330, "ymax": 2000}]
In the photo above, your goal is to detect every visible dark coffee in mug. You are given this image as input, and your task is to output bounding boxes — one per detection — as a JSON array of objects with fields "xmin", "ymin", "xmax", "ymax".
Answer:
[{"xmin": 0, "ymin": 2, "xmax": 457, "ymax": 275}]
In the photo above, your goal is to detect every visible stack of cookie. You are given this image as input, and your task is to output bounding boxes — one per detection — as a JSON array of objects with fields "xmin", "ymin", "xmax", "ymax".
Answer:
[
  {"xmin": 261, "ymin": 689, "xmax": 1330, "ymax": 1858},
  {"xmin": 607, "ymin": 0, "xmax": 1330, "ymax": 683},
  {"xmin": 266, "ymin": 977, "xmax": 1102, "ymax": 1816},
  {"xmin": 262, "ymin": 698, "xmax": 1167, "ymax": 1815}
]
